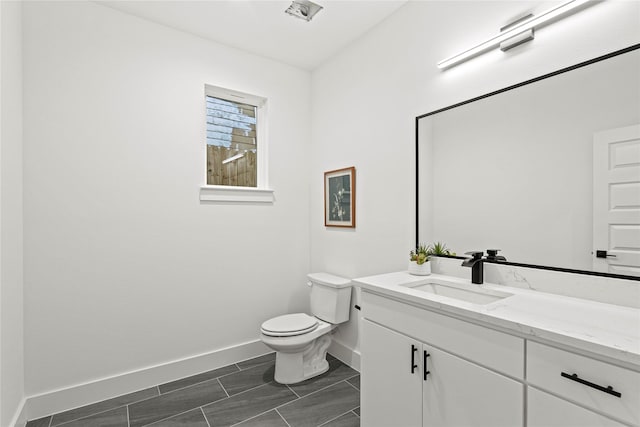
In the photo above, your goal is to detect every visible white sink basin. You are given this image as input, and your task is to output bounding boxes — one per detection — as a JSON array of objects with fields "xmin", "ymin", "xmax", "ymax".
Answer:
[{"xmin": 401, "ymin": 279, "xmax": 513, "ymax": 305}]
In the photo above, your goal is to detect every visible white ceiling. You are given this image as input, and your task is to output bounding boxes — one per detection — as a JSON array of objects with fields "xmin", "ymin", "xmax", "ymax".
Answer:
[{"xmin": 99, "ymin": 0, "xmax": 408, "ymax": 70}]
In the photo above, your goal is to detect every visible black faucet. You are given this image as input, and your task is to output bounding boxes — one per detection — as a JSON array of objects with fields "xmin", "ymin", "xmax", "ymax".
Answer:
[
  {"xmin": 461, "ymin": 251, "xmax": 484, "ymax": 284},
  {"xmin": 462, "ymin": 249, "xmax": 508, "ymax": 284},
  {"xmin": 486, "ymin": 249, "xmax": 506, "ymax": 261}
]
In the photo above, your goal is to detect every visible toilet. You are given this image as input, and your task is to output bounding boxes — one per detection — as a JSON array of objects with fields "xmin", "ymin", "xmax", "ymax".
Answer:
[{"xmin": 260, "ymin": 272, "xmax": 352, "ymax": 384}]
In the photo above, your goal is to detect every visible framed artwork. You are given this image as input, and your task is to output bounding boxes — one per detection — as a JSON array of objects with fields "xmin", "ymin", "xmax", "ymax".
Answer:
[{"xmin": 324, "ymin": 166, "xmax": 356, "ymax": 228}]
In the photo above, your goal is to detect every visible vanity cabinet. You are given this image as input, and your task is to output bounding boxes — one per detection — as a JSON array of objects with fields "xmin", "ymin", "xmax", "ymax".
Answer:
[
  {"xmin": 422, "ymin": 344, "xmax": 522, "ymax": 426},
  {"xmin": 527, "ymin": 342, "xmax": 640, "ymax": 426},
  {"xmin": 528, "ymin": 387, "xmax": 625, "ymax": 427},
  {"xmin": 362, "ymin": 319, "xmax": 524, "ymax": 427},
  {"xmin": 355, "ymin": 273, "xmax": 640, "ymax": 427},
  {"xmin": 361, "ymin": 291, "xmax": 524, "ymax": 427},
  {"xmin": 360, "ymin": 288, "xmax": 639, "ymax": 427},
  {"xmin": 361, "ymin": 319, "xmax": 421, "ymax": 427}
]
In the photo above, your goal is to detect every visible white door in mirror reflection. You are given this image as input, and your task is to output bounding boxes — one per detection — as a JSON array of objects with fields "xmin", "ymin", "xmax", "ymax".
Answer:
[{"xmin": 593, "ymin": 124, "xmax": 640, "ymax": 277}]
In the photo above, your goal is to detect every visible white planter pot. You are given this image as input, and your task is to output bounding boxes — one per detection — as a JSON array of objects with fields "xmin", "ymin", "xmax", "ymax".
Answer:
[{"xmin": 408, "ymin": 260, "xmax": 431, "ymax": 276}]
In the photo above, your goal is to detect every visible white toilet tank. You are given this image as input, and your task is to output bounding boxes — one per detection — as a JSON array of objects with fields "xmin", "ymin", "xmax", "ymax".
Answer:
[{"xmin": 308, "ymin": 272, "xmax": 352, "ymax": 324}]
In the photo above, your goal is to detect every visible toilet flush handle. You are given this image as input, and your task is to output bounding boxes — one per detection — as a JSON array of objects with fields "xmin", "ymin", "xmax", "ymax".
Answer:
[{"xmin": 306, "ymin": 281, "xmax": 313, "ymax": 287}]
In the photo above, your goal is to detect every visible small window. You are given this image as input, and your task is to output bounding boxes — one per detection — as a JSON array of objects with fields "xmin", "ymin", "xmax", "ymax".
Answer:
[{"xmin": 205, "ymin": 85, "xmax": 265, "ymax": 188}]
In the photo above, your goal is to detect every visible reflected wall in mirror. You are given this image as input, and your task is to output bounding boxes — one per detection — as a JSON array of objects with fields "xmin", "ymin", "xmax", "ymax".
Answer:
[{"xmin": 418, "ymin": 45, "xmax": 640, "ymax": 278}]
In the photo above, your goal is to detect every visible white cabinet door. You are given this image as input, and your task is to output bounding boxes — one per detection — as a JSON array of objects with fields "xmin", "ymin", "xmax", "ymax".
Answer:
[
  {"xmin": 528, "ymin": 387, "xmax": 625, "ymax": 427},
  {"xmin": 361, "ymin": 319, "xmax": 422, "ymax": 427},
  {"xmin": 422, "ymin": 345, "xmax": 524, "ymax": 427}
]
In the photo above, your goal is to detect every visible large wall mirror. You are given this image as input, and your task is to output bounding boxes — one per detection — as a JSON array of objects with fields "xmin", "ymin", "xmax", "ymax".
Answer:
[{"xmin": 417, "ymin": 45, "xmax": 640, "ymax": 279}]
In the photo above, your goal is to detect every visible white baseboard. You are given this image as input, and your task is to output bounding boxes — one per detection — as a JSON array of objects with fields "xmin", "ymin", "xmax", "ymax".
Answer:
[
  {"xmin": 328, "ymin": 339, "xmax": 360, "ymax": 372},
  {"xmin": 8, "ymin": 397, "xmax": 27, "ymax": 427},
  {"xmin": 24, "ymin": 340, "xmax": 270, "ymax": 422}
]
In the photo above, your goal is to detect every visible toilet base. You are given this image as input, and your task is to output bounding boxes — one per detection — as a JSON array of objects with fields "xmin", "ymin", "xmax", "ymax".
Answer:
[{"xmin": 273, "ymin": 333, "xmax": 332, "ymax": 384}]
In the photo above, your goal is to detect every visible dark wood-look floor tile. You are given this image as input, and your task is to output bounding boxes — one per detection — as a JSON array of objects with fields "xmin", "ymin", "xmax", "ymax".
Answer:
[
  {"xmin": 159, "ymin": 364, "xmax": 239, "ymax": 394},
  {"xmin": 50, "ymin": 387, "xmax": 158, "ymax": 426},
  {"xmin": 54, "ymin": 406, "xmax": 127, "ymax": 427},
  {"xmin": 288, "ymin": 359, "xmax": 358, "ymax": 397},
  {"xmin": 25, "ymin": 417, "xmax": 51, "ymax": 427},
  {"xmin": 148, "ymin": 408, "xmax": 209, "ymax": 427},
  {"xmin": 236, "ymin": 352, "xmax": 275, "ymax": 370},
  {"xmin": 346, "ymin": 375, "xmax": 360, "ymax": 390},
  {"xmin": 353, "ymin": 407, "xmax": 360, "ymax": 416},
  {"xmin": 202, "ymin": 382, "xmax": 296, "ymax": 427},
  {"xmin": 234, "ymin": 409, "xmax": 289, "ymax": 427},
  {"xmin": 128, "ymin": 379, "xmax": 227, "ymax": 427},
  {"xmin": 218, "ymin": 362, "xmax": 274, "ymax": 396},
  {"xmin": 278, "ymin": 381, "xmax": 360, "ymax": 427},
  {"xmin": 321, "ymin": 411, "xmax": 360, "ymax": 427}
]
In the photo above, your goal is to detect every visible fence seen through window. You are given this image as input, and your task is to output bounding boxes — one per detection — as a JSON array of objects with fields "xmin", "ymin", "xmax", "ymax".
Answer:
[{"xmin": 206, "ymin": 95, "xmax": 257, "ymax": 187}]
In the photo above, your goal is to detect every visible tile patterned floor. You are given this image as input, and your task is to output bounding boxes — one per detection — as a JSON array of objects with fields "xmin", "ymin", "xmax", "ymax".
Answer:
[{"xmin": 26, "ymin": 353, "xmax": 360, "ymax": 427}]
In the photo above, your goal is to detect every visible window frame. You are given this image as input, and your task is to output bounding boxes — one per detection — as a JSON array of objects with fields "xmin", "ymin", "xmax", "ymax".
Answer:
[{"xmin": 199, "ymin": 84, "xmax": 274, "ymax": 203}]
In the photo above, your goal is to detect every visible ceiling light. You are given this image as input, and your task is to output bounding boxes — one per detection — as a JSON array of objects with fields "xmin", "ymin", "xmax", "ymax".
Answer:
[
  {"xmin": 437, "ymin": 0, "xmax": 591, "ymax": 69},
  {"xmin": 285, "ymin": 0, "xmax": 323, "ymax": 22}
]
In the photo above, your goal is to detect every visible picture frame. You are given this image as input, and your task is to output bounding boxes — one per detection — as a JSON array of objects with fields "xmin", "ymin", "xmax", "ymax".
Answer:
[{"xmin": 324, "ymin": 166, "xmax": 356, "ymax": 228}]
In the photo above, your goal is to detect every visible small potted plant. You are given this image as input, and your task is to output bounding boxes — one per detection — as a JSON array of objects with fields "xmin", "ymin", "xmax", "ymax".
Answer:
[
  {"xmin": 427, "ymin": 241, "xmax": 455, "ymax": 256},
  {"xmin": 409, "ymin": 244, "xmax": 432, "ymax": 276}
]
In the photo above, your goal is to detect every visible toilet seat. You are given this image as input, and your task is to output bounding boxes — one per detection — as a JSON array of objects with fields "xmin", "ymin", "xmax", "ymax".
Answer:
[{"xmin": 261, "ymin": 313, "xmax": 319, "ymax": 337}]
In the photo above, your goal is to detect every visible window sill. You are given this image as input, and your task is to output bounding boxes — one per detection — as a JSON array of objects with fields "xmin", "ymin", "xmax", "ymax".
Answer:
[{"xmin": 199, "ymin": 185, "xmax": 275, "ymax": 203}]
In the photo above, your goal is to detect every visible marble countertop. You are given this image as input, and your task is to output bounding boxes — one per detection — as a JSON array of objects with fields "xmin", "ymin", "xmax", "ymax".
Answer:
[{"xmin": 354, "ymin": 272, "xmax": 640, "ymax": 369}]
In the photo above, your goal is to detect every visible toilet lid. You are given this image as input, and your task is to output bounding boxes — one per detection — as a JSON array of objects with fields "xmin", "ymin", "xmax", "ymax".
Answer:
[{"xmin": 261, "ymin": 313, "xmax": 319, "ymax": 337}]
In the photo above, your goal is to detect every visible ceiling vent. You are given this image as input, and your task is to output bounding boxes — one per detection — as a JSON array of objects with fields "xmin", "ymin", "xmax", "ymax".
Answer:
[{"xmin": 285, "ymin": 0, "xmax": 323, "ymax": 22}]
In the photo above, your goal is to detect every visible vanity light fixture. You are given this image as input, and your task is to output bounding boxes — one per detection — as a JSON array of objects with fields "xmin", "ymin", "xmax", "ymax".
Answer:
[
  {"xmin": 285, "ymin": 0, "xmax": 323, "ymax": 22},
  {"xmin": 437, "ymin": 0, "xmax": 591, "ymax": 69}
]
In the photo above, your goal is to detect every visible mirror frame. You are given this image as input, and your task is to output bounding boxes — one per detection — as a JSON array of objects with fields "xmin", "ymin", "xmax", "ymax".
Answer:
[{"xmin": 415, "ymin": 43, "xmax": 640, "ymax": 281}]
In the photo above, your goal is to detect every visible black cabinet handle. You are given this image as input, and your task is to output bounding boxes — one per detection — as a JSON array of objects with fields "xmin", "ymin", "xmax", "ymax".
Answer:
[
  {"xmin": 560, "ymin": 372, "xmax": 622, "ymax": 398},
  {"xmin": 423, "ymin": 350, "xmax": 431, "ymax": 381},
  {"xmin": 411, "ymin": 345, "xmax": 418, "ymax": 374}
]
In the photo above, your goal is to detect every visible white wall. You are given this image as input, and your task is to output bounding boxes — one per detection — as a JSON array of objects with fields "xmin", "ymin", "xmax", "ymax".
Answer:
[
  {"xmin": 22, "ymin": 1, "xmax": 311, "ymax": 396},
  {"xmin": 0, "ymin": 1, "xmax": 25, "ymax": 425},
  {"xmin": 311, "ymin": 1, "xmax": 640, "ymax": 355}
]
